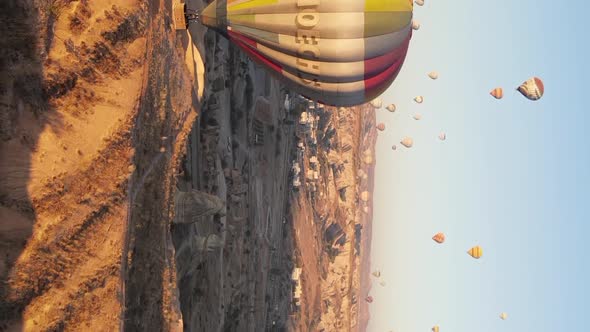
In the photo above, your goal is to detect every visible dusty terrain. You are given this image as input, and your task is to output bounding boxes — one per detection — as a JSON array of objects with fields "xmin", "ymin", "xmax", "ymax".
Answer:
[
  {"xmin": 1, "ymin": 0, "xmax": 201, "ymax": 329},
  {"xmin": 1, "ymin": 0, "xmax": 377, "ymax": 330}
]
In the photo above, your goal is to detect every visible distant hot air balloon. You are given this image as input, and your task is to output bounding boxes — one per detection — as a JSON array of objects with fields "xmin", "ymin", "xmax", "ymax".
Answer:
[
  {"xmin": 400, "ymin": 137, "xmax": 413, "ymax": 148},
  {"xmin": 365, "ymin": 296, "xmax": 374, "ymax": 303},
  {"xmin": 414, "ymin": 96, "xmax": 424, "ymax": 103},
  {"xmin": 467, "ymin": 245, "xmax": 483, "ymax": 259},
  {"xmin": 438, "ymin": 132, "xmax": 446, "ymax": 141},
  {"xmin": 361, "ymin": 191, "xmax": 370, "ymax": 202},
  {"xmin": 386, "ymin": 104, "xmax": 397, "ymax": 112},
  {"xmin": 415, "ymin": 0, "xmax": 424, "ymax": 6},
  {"xmin": 412, "ymin": 20, "xmax": 420, "ymax": 30},
  {"xmin": 372, "ymin": 271, "xmax": 381, "ymax": 278},
  {"xmin": 377, "ymin": 123, "xmax": 386, "ymax": 131},
  {"xmin": 490, "ymin": 87, "xmax": 503, "ymax": 99},
  {"xmin": 392, "ymin": 144, "xmax": 397, "ymax": 150},
  {"xmin": 198, "ymin": 0, "xmax": 414, "ymax": 107},
  {"xmin": 428, "ymin": 71, "xmax": 438, "ymax": 80},
  {"xmin": 432, "ymin": 232, "xmax": 445, "ymax": 244},
  {"xmin": 413, "ymin": 113, "xmax": 422, "ymax": 120},
  {"xmin": 517, "ymin": 77, "xmax": 544, "ymax": 101},
  {"xmin": 370, "ymin": 98, "xmax": 383, "ymax": 109},
  {"xmin": 500, "ymin": 312, "xmax": 508, "ymax": 320},
  {"xmin": 432, "ymin": 325, "xmax": 440, "ymax": 332}
]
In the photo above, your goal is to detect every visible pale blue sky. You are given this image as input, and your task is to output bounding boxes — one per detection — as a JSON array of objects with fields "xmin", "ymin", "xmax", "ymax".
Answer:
[{"xmin": 369, "ymin": 1, "xmax": 590, "ymax": 331}]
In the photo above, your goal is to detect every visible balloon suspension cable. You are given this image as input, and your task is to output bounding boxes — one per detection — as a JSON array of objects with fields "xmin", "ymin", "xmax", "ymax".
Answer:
[{"xmin": 185, "ymin": 8, "xmax": 200, "ymax": 25}]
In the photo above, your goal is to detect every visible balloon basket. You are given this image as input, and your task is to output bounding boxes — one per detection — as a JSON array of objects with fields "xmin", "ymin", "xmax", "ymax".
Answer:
[{"xmin": 173, "ymin": 0, "xmax": 187, "ymax": 30}]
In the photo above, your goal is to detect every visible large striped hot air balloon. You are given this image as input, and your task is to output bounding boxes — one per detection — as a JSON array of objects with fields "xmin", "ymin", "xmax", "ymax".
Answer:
[{"xmin": 199, "ymin": 0, "xmax": 414, "ymax": 106}]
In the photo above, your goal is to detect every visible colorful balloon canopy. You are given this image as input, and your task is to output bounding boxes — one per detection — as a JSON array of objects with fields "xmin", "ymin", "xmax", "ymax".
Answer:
[
  {"xmin": 400, "ymin": 137, "xmax": 413, "ymax": 148},
  {"xmin": 370, "ymin": 98, "xmax": 383, "ymax": 109},
  {"xmin": 432, "ymin": 232, "xmax": 445, "ymax": 244},
  {"xmin": 200, "ymin": 0, "xmax": 414, "ymax": 106},
  {"xmin": 490, "ymin": 87, "xmax": 503, "ymax": 99},
  {"xmin": 517, "ymin": 77, "xmax": 544, "ymax": 101},
  {"xmin": 467, "ymin": 245, "xmax": 483, "ymax": 259}
]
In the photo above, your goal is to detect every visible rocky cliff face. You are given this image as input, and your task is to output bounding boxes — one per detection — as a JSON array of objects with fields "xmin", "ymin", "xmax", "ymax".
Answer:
[
  {"xmin": 171, "ymin": 26, "xmax": 297, "ymax": 331},
  {"xmin": 289, "ymin": 102, "xmax": 377, "ymax": 331}
]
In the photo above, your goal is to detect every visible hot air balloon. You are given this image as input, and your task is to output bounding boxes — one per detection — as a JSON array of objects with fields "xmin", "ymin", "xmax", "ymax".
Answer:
[
  {"xmin": 197, "ymin": 0, "xmax": 414, "ymax": 107},
  {"xmin": 432, "ymin": 232, "xmax": 445, "ymax": 244},
  {"xmin": 432, "ymin": 325, "xmax": 440, "ymax": 332},
  {"xmin": 415, "ymin": 0, "xmax": 424, "ymax": 6},
  {"xmin": 438, "ymin": 132, "xmax": 446, "ymax": 141},
  {"xmin": 428, "ymin": 71, "xmax": 438, "ymax": 80},
  {"xmin": 365, "ymin": 296, "xmax": 374, "ymax": 303},
  {"xmin": 391, "ymin": 144, "xmax": 397, "ymax": 150},
  {"xmin": 517, "ymin": 77, "xmax": 544, "ymax": 101},
  {"xmin": 413, "ymin": 113, "xmax": 422, "ymax": 120},
  {"xmin": 377, "ymin": 123, "xmax": 386, "ymax": 131},
  {"xmin": 361, "ymin": 191, "xmax": 370, "ymax": 202},
  {"xmin": 412, "ymin": 20, "xmax": 420, "ymax": 30},
  {"xmin": 500, "ymin": 312, "xmax": 508, "ymax": 320},
  {"xmin": 370, "ymin": 98, "xmax": 383, "ymax": 109},
  {"xmin": 414, "ymin": 96, "xmax": 423, "ymax": 103},
  {"xmin": 467, "ymin": 245, "xmax": 483, "ymax": 259},
  {"xmin": 400, "ymin": 137, "xmax": 413, "ymax": 148},
  {"xmin": 372, "ymin": 270, "xmax": 381, "ymax": 278},
  {"xmin": 386, "ymin": 104, "xmax": 396, "ymax": 112},
  {"xmin": 490, "ymin": 87, "xmax": 503, "ymax": 99}
]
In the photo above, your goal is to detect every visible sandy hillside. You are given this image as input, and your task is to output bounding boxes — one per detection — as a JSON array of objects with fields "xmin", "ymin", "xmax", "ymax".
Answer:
[{"xmin": 1, "ymin": 0, "xmax": 203, "ymax": 330}]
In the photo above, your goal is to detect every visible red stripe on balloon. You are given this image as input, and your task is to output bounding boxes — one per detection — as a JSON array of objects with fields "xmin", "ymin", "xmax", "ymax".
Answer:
[
  {"xmin": 364, "ymin": 54, "xmax": 407, "ymax": 97},
  {"xmin": 228, "ymin": 30, "xmax": 258, "ymax": 48},
  {"xmin": 364, "ymin": 34, "xmax": 411, "ymax": 79},
  {"xmin": 230, "ymin": 35, "xmax": 283, "ymax": 74}
]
